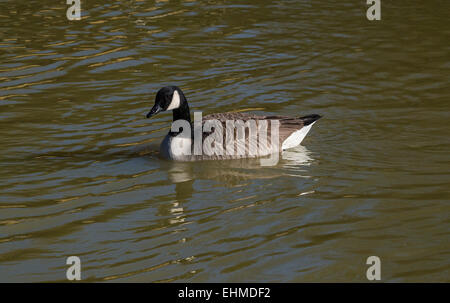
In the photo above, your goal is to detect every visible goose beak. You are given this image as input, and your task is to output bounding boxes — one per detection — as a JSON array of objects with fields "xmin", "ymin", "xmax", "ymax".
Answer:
[{"xmin": 146, "ymin": 104, "xmax": 162, "ymax": 118}]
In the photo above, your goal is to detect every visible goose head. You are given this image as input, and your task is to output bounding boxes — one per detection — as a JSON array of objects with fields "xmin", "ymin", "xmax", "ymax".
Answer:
[{"xmin": 146, "ymin": 86, "xmax": 188, "ymax": 119}]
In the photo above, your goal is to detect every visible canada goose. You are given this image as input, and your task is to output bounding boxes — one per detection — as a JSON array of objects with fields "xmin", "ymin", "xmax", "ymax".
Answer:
[{"xmin": 146, "ymin": 86, "xmax": 321, "ymax": 161}]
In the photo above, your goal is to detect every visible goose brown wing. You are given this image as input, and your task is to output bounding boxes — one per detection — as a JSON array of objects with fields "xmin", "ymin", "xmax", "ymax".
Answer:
[{"xmin": 202, "ymin": 112, "xmax": 308, "ymax": 152}]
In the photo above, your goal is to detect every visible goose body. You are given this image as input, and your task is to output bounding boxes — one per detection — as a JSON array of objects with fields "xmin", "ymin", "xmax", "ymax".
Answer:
[{"xmin": 146, "ymin": 86, "xmax": 321, "ymax": 161}]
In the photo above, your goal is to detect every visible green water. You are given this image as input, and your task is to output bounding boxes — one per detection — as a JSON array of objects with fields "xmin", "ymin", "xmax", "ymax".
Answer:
[{"xmin": 0, "ymin": 0, "xmax": 449, "ymax": 282}]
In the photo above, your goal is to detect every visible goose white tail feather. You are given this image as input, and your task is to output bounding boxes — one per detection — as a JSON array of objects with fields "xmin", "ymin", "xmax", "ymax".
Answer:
[{"xmin": 281, "ymin": 122, "xmax": 315, "ymax": 150}]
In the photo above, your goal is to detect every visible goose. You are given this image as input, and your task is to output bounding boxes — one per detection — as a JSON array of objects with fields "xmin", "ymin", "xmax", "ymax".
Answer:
[{"xmin": 146, "ymin": 86, "xmax": 321, "ymax": 161}]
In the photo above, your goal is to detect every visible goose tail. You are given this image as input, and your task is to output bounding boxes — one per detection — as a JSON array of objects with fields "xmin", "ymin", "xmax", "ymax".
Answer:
[
  {"xmin": 299, "ymin": 114, "xmax": 322, "ymax": 126},
  {"xmin": 281, "ymin": 114, "xmax": 322, "ymax": 150}
]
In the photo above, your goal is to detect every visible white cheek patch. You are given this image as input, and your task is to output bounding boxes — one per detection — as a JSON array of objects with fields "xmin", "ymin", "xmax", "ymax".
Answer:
[{"xmin": 167, "ymin": 90, "xmax": 181, "ymax": 110}]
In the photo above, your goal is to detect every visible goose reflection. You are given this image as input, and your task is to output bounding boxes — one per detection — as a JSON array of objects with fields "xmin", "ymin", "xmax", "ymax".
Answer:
[
  {"xmin": 169, "ymin": 178, "xmax": 194, "ymax": 225},
  {"xmin": 165, "ymin": 145, "xmax": 314, "ymax": 185},
  {"xmin": 138, "ymin": 145, "xmax": 314, "ymax": 232}
]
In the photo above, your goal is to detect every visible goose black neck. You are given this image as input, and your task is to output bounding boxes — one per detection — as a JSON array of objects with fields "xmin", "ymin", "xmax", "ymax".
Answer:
[{"xmin": 172, "ymin": 100, "xmax": 191, "ymax": 123}]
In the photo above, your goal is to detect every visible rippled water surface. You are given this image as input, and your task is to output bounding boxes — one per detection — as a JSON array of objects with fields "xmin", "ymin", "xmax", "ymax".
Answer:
[{"xmin": 1, "ymin": 0, "xmax": 449, "ymax": 282}]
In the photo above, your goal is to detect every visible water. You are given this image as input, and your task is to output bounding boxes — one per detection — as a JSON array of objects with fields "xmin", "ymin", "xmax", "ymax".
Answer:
[{"xmin": 0, "ymin": 0, "xmax": 449, "ymax": 282}]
